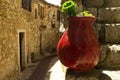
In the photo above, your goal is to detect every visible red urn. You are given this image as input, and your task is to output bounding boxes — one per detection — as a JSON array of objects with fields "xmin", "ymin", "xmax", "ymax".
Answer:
[{"xmin": 57, "ymin": 16, "xmax": 101, "ymax": 72}]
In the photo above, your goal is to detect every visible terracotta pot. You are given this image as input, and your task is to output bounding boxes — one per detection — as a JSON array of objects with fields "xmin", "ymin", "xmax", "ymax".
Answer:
[{"xmin": 57, "ymin": 16, "xmax": 101, "ymax": 72}]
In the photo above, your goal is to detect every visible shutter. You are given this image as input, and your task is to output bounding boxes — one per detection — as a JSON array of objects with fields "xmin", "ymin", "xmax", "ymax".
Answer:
[{"xmin": 22, "ymin": 0, "xmax": 27, "ymax": 9}]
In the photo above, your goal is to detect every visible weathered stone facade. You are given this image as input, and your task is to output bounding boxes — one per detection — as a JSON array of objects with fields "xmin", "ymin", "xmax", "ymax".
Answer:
[{"xmin": 0, "ymin": 0, "xmax": 60, "ymax": 80}]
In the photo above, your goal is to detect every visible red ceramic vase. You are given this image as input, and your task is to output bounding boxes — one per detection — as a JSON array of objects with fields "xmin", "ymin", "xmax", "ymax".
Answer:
[{"xmin": 57, "ymin": 16, "xmax": 101, "ymax": 72}]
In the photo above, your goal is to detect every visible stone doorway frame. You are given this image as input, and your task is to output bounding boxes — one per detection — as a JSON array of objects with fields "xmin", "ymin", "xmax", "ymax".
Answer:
[{"xmin": 17, "ymin": 29, "xmax": 27, "ymax": 73}]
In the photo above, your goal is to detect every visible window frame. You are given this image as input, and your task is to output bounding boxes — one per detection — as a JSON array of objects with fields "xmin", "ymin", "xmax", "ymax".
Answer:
[{"xmin": 22, "ymin": 0, "xmax": 32, "ymax": 12}]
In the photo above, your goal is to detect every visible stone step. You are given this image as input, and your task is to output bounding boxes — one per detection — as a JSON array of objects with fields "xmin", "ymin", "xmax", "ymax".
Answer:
[
  {"xmin": 98, "ymin": 8, "xmax": 120, "ymax": 23},
  {"xmin": 97, "ymin": 24, "xmax": 120, "ymax": 44},
  {"xmin": 86, "ymin": 0, "xmax": 120, "ymax": 7},
  {"xmin": 97, "ymin": 44, "xmax": 120, "ymax": 70},
  {"xmin": 66, "ymin": 69, "xmax": 112, "ymax": 80}
]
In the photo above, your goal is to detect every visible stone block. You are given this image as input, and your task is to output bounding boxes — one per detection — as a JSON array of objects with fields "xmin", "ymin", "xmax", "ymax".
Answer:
[
  {"xmin": 105, "ymin": 25, "xmax": 120, "ymax": 43},
  {"xmin": 98, "ymin": 24, "xmax": 120, "ymax": 43},
  {"xmin": 98, "ymin": 8, "xmax": 120, "ymax": 23},
  {"xmin": 85, "ymin": 0, "xmax": 104, "ymax": 8},
  {"xmin": 97, "ymin": 44, "xmax": 120, "ymax": 70},
  {"xmin": 102, "ymin": 0, "xmax": 120, "ymax": 7}
]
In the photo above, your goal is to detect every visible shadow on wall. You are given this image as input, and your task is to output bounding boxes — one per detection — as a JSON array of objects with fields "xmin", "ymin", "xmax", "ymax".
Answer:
[
  {"xmin": 31, "ymin": 52, "xmax": 35, "ymax": 63},
  {"xmin": 45, "ymin": 46, "xmax": 56, "ymax": 53}
]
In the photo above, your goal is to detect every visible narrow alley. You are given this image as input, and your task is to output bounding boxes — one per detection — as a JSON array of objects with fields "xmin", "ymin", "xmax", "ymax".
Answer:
[{"xmin": 0, "ymin": 0, "xmax": 120, "ymax": 80}]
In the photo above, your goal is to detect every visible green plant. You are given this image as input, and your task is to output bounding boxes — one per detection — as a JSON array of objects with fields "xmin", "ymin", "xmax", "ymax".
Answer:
[
  {"xmin": 62, "ymin": 0, "xmax": 76, "ymax": 16},
  {"xmin": 62, "ymin": 0, "xmax": 94, "ymax": 17}
]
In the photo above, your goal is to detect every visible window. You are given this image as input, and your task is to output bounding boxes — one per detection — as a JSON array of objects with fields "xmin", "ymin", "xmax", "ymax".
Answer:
[
  {"xmin": 28, "ymin": 0, "xmax": 32, "ymax": 12},
  {"xmin": 38, "ymin": 4, "xmax": 44, "ymax": 19},
  {"xmin": 57, "ymin": 10, "xmax": 60, "ymax": 21},
  {"xmin": 22, "ymin": 0, "xmax": 32, "ymax": 12},
  {"xmin": 35, "ymin": 9, "xmax": 37, "ymax": 19}
]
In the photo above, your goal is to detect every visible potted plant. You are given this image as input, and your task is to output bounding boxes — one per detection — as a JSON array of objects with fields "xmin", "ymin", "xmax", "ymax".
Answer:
[{"xmin": 57, "ymin": 0, "xmax": 101, "ymax": 72}]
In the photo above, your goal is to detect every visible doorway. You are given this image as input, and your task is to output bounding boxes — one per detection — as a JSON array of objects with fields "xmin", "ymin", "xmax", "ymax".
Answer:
[{"xmin": 19, "ymin": 32, "xmax": 26, "ymax": 72}]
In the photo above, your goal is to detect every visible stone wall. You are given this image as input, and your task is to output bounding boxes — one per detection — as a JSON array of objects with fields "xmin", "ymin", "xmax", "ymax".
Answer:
[
  {"xmin": 0, "ymin": 0, "xmax": 60, "ymax": 80},
  {"xmin": 61, "ymin": 0, "xmax": 120, "ymax": 79},
  {"xmin": 39, "ymin": 3, "xmax": 60, "ymax": 56},
  {"xmin": 86, "ymin": 0, "xmax": 120, "ymax": 69},
  {"xmin": 62, "ymin": 0, "xmax": 120, "ymax": 70}
]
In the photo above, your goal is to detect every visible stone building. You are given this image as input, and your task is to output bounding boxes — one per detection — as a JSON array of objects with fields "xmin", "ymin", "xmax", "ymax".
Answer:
[{"xmin": 0, "ymin": 0, "xmax": 60, "ymax": 80}]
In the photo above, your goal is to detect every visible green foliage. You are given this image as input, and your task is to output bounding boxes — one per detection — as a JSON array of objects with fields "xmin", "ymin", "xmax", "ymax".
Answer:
[
  {"xmin": 61, "ymin": 0, "xmax": 94, "ymax": 17},
  {"xmin": 79, "ymin": 10, "xmax": 94, "ymax": 17},
  {"xmin": 62, "ymin": 0, "xmax": 76, "ymax": 16},
  {"xmin": 82, "ymin": 10, "xmax": 93, "ymax": 16}
]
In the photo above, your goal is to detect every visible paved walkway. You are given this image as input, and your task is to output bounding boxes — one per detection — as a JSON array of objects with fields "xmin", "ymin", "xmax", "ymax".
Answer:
[
  {"xmin": 16, "ymin": 62, "xmax": 39, "ymax": 80},
  {"xmin": 17, "ymin": 55, "xmax": 120, "ymax": 80},
  {"xmin": 28, "ymin": 55, "xmax": 56, "ymax": 80},
  {"xmin": 16, "ymin": 55, "xmax": 57, "ymax": 80}
]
